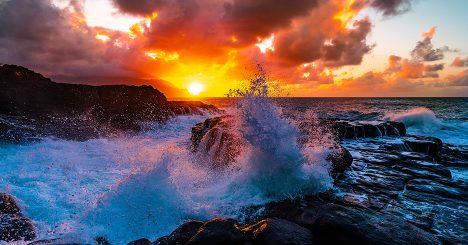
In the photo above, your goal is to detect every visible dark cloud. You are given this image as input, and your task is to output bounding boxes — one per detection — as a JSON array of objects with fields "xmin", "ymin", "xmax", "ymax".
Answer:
[
  {"xmin": 323, "ymin": 18, "xmax": 374, "ymax": 67},
  {"xmin": 410, "ymin": 37, "xmax": 445, "ymax": 61},
  {"xmin": 410, "ymin": 27, "xmax": 457, "ymax": 62},
  {"xmin": 221, "ymin": 0, "xmax": 319, "ymax": 44},
  {"xmin": 451, "ymin": 57, "xmax": 468, "ymax": 67},
  {"xmin": 273, "ymin": 14, "xmax": 373, "ymax": 66},
  {"xmin": 112, "ymin": 0, "xmax": 168, "ymax": 16},
  {"xmin": 370, "ymin": 0, "xmax": 413, "ymax": 17},
  {"xmin": 0, "ymin": 0, "xmax": 136, "ymax": 78},
  {"xmin": 446, "ymin": 70, "xmax": 468, "ymax": 86}
]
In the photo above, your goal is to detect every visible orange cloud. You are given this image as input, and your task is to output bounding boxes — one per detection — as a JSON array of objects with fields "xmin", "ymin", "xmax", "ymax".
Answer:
[
  {"xmin": 422, "ymin": 26, "xmax": 436, "ymax": 38},
  {"xmin": 451, "ymin": 57, "xmax": 468, "ymax": 67}
]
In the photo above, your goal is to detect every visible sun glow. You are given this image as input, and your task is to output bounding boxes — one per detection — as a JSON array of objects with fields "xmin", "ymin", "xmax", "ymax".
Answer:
[
  {"xmin": 255, "ymin": 35, "xmax": 275, "ymax": 53},
  {"xmin": 187, "ymin": 82, "xmax": 204, "ymax": 96}
]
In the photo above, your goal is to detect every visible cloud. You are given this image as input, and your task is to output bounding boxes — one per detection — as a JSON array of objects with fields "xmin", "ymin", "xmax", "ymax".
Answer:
[
  {"xmin": 0, "ymin": 0, "xmax": 139, "ymax": 78},
  {"xmin": 112, "ymin": 0, "xmax": 167, "ymax": 16},
  {"xmin": 445, "ymin": 70, "xmax": 468, "ymax": 86},
  {"xmin": 370, "ymin": 0, "xmax": 413, "ymax": 17},
  {"xmin": 422, "ymin": 26, "xmax": 436, "ymax": 38},
  {"xmin": 221, "ymin": 0, "xmax": 319, "ymax": 45},
  {"xmin": 451, "ymin": 57, "xmax": 468, "ymax": 67},
  {"xmin": 410, "ymin": 26, "xmax": 458, "ymax": 62}
]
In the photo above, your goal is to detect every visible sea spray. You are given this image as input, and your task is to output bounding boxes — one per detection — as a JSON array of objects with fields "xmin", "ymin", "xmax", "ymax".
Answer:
[
  {"xmin": 226, "ymin": 66, "xmax": 332, "ymax": 199},
  {"xmin": 385, "ymin": 107, "xmax": 468, "ymax": 145},
  {"xmin": 0, "ymin": 68, "xmax": 335, "ymax": 243}
]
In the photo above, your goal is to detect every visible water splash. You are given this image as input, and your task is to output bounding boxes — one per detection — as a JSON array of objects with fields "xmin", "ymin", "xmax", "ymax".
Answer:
[{"xmin": 0, "ymin": 67, "xmax": 333, "ymax": 244}]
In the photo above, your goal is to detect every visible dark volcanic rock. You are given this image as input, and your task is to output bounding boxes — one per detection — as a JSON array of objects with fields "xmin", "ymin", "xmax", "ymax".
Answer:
[
  {"xmin": 404, "ymin": 136, "xmax": 442, "ymax": 158},
  {"xmin": 170, "ymin": 101, "xmax": 219, "ymax": 116},
  {"xmin": 0, "ymin": 214, "xmax": 35, "ymax": 242},
  {"xmin": 191, "ymin": 116, "xmax": 242, "ymax": 168},
  {"xmin": 127, "ymin": 238, "xmax": 152, "ymax": 245},
  {"xmin": 0, "ymin": 193, "xmax": 21, "ymax": 215},
  {"xmin": 332, "ymin": 120, "xmax": 406, "ymax": 139},
  {"xmin": 242, "ymin": 218, "xmax": 313, "ymax": 245},
  {"xmin": 186, "ymin": 219, "xmax": 243, "ymax": 245},
  {"xmin": 155, "ymin": 220, "xmax": 204, "ymax": 245},
  {"xmin": 327, "ymin": 145, "xmax": 353, "ymax": 177},
  {"xmin": 0, "ymin": 193, "xmax": 36, "ymax": 242},
  {"xmin": 308, "ymin": 204, "xmax": 441, "ymax": 245}
]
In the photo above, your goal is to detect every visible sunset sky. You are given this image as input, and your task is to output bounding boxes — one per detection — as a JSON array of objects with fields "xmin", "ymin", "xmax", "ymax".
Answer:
[{"xmin": 1, "ymin": 0, "xmax": 467, "ymax": 97}]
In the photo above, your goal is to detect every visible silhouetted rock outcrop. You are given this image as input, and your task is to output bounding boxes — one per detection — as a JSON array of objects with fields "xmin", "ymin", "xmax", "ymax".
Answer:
[{"xmin": 0, "ymin": 64, "xmax": 218, "ymax": 142}]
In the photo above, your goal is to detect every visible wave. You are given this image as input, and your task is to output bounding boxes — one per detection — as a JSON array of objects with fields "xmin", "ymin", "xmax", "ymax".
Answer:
[
  {"xmin": 384, "ymin": 107, "xmax": 468, "ymax": 146},
  {"xmin": 0, "ymin": 68, "xmax": 333, "ymax": 244},
  {"xmin": 385, "ymin": 107, "xmax": 442, "ymax": 131}
]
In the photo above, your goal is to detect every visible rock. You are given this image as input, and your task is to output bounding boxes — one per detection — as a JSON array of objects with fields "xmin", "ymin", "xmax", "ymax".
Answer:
[
  {"xmin": 127, "ymin": 238, "xmax": 152, "ymax": 245},
  {"xmin": 406, "ymin": 179, "xmax": 467, "ymax": 201},
  {"xmin": 0, "ymin": 213, "xmax": 35, "ymax": 242},
  {"xmin": 186, "ymin": 219, "xmax": 243, "ymax": 245},
  {"xmin": 169, "ymin": 101, "xmax": 219, "ymax": 116},
  {"xmin": 0, "ymin": 193, "xmax": 21, "ymax": 215},
  {"xmin": 191, "ymin": 116, "xmax": 243, "ymax": 168},
  {"xmin": 404, "ymin": 137, "xmax": 442, "ymax": 158},
  {"xmin": 154, "ymin": 220, "xmax": 204, "ymax": 245},
  {"xmin": 0, "ymin": 193, "xmax": 36, "ymax": 242},
  {"xmin": 28, "ymin": 238, "xmax": 85, "ymax": 244},
  {"xmin": 307, "ymin": 204, "xmax": 441, "ymax": 245},
  {"xmin": 331, "ymin": 120, "xmax": 406, "ymax": 139},
  {"xmin": 96, "ymin": 236, "xmax": 112, "ymax": 245},
  {"xmin": 242, "ymin": 218, "xmax": 313, "ymax": 245},
  {"xmin": 363, "ymin": 124, "xmax": 382, "ymax": 137},
  {"xmin": 327, "ymin": 145, "xmax": 353, "ymax": 178}
]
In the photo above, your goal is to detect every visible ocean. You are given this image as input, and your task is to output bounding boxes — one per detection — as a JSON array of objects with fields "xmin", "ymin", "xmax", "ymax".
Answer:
[{"xmin": 1, "ymin": 97, "xmax": 467, "ymax": 243}]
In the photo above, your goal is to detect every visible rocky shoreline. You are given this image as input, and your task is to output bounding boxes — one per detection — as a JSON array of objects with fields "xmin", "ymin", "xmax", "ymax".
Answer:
[{"xmin": 0, "ymin": 64, "xmax": 218, "ymax": 143}]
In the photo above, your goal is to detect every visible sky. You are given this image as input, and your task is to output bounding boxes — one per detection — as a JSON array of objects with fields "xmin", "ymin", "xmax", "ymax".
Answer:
[{"xmin": 0, "ymin": 0, "xmax": 467, "ymax": 97}]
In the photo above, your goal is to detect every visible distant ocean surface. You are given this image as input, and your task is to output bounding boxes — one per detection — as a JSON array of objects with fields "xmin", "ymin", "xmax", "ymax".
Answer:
[{"xmin": 202, "ymin": 97, "xmax": 468, "ymax": 146}]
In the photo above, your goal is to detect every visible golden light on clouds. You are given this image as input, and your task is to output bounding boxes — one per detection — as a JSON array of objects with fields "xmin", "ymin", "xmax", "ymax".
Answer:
[
  {"xmin": 95, "ymin": 33, "xmax": 110, "ymax": 42},
  {"xmin": 145, "ymin": 50, "xmax": 180, "ymax": 61}
]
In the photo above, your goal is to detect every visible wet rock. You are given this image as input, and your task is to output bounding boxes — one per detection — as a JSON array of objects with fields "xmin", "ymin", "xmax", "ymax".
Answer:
[
  {"xmin": 332, "ymin": 120, "xmax": 406, "ymax": 139},
  {"xmin": 155, "ymin": 220, "xmax": 204, "ymax": 245},
  {"xmin": 404, "ymin": 137, "xmax": 442, "ymax": 158},
  {"xmin": 28, "ymin": 238, "xmax": 84, "ymax": 244},
  {"xmin": 242, "ymin": 218, "xmax": 312, "ymax": 245},
  {"xmin": 0, "ymin": 193, "xmax": 36, "ymax": 242},
  {"xmin": 308, "ymin": 204, "xmax": 441, "ymax": 245},
  {"xmin": 363, "ymin": 124, "xmax": 382, "ymax": 137},
  {"xmin": 406, "ymin": 179, "xmax": 467, "ymax": 201},
  {"xmin": 327, "ymin": 145, "xmax": 353, "ymax": 178},
  {"xmin": 439, "ymin": 144, "xmax": 468, "ymax": 167},
  {"xmin": 191, "ymin": 116, "xmax": 242, "ymax": 168},
  {"xmin": 169, "ymin": 101, "xmax": 219, "ymax": 116},
  {"xmin": 186, "ymin": 219, "xmax": 243, "ymax": 245},
  {"xmin": 0, "ymin": 213, "xmax": 35, "ymax": 242},
  {"xmin": 127, "ymin": 238, "xmax": 152, "ymax": 245},
  {"xmin": 0, "ymin": 193, "xmax": 21, "ymax": 215}
]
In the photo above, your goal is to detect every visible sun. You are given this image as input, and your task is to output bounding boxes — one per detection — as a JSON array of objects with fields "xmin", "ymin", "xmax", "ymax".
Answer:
[{"xmin": 187, "ymin": 82, "xmax": 204, "ymax": 96}]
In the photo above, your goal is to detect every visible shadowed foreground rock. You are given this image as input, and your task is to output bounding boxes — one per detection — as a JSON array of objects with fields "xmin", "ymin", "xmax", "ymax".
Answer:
[
  {"xmin": 242, "ymin": 218, "xmax": 312, "ymax": 245},
  {"xmin": 0, "ymin": 193, "xmax": 35, "ymax": 242}
]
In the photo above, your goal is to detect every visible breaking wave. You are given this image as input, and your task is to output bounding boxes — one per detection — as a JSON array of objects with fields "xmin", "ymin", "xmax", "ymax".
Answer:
[
  {"xmin": 0, "ymin": 68, "xmax": 333, "ymax": 244},
  {"xmin": 385, "ymin": 107, "xmax": 468, "ymax": 146}
]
